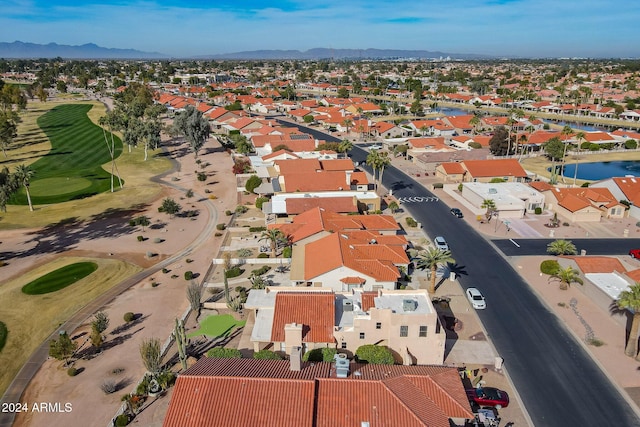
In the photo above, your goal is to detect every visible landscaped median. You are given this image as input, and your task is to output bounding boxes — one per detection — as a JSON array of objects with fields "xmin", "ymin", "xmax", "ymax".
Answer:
[{"xmin": 0, "ymin": 256, "xmax": 142, "ymax": 396}]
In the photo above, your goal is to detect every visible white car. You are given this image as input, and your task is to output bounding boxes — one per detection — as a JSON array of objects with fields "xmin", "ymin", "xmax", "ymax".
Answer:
[
  {"xmin": 368, "ymin": 144, "xmax": 382, "ymax": 150},
  {"xmin": 434, "ymin": 236, "xmax": 449, "ymax": 251},
  {"xmin": 466, "ymin": 287, "xmax": 486, "ymax": 310}
]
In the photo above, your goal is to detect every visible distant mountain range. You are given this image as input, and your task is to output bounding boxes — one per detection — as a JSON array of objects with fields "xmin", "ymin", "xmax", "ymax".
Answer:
[
  {"xmin": 202, "ymin": 48, "xmax": 493, "ymax": 60},
  {"xmin": 0, "ymin": 41, "xmax": 493, "ymax": 60},
  {"xmin": 0, "ymin": 41, "xmax": 167, "ymax": 59}
]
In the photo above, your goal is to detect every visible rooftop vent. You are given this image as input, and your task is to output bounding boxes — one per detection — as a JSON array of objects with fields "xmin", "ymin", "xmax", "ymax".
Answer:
[
  {"xmin": 343, "ymin": 300, "xmax": 353, "ymax": 312},
  {"xmin": 403, "ymin": 299, "xmax": 418, "ymax": 312},
  {"xmin": 334, "ymin": 353, "xmax": 350, "ymax": 378},
  {"xmin": 488, "ymin": 188, "xmax": 497, "ymax": 194}
]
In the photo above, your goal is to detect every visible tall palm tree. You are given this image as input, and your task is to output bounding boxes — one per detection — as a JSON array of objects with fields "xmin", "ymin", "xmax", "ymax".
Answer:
[
  {"xmin": 560, "ymin": 125, "xmax": 574, "ymax": 183},
  {"xmin": 377, "ymin": 151, "xmax": 392, "ymax": 192},
  {"xmin": 13, "ymin": 163, "xmax": 35, "ymax": 211},
  {"xmin": 338, "ymin": 139, "xmax": 353, "ymax": 154},
  {"xmin": 505, "ymin": 117, "xmax": 517, "ymax": 155},
  {"xmin": 469, "ymin": 115, "xmax": 480, "ymax": 135},
  {"xmin": 342, "ymin": 118, "xmax": 353, "ymax": 135},
  {"xmin": 549, "ymin": 266, "xmax": 583, "ymax": 290},
  {"xmin": 259, "ymin": 229, "xmax": 285, "ymax": 258},
  {"xmin": 572, "ymin": 131, "xmax": 586, "ymax": 187},
  {"xmin": 546, "ymin": 239, "xmax": 577, "ymax": 255},
  {"xmin": 615, "ymin": 283, "xmax": 640, "ymax": 358},
  {"xmin": 414, "ymin": 248, "xmax": 455, "ymax": 294},
  {"xmin": 481, "ymin": 199, "xmax": 496, "ymax": 222},
  {"xmin": 366, "ymin": 150, "xmax": 381, "ymax": 188}
]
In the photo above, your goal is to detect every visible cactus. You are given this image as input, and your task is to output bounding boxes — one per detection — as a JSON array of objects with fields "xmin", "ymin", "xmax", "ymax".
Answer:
[{"xmin": 173, "ymin": 318, "xmax": 188, "ymax": 371}]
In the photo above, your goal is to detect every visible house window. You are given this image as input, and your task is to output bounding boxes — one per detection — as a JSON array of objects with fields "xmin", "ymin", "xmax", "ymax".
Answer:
[
  {"xmin": 341, "ymin": 341, "xmax": 347, "ymax": 349},
  {"xmin": 399, "ymin": 326, "xmax": 408, "ymax": 337},
  {"xmin": 419, "ymin": 326, "xmax": 428, "ymax": 337},
  {"xmin": 376, "ymin": 322, "xmax": 382, "ymax": 330},
  {"xmin": 359, "ymin": 332, "xmax": 365, "ymax": 339}
]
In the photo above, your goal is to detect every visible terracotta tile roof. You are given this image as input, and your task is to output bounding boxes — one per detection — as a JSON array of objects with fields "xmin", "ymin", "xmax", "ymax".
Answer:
[
  {"xmin": 262, "ymin": 149, "xmax": 299, "ymax": 161},
  {"xmin": 568, "ymin": 256, "xmax": 626, "ymax": 274},
  {"xmin": 471, "ymin": 135, "xmax": 491, "ymax": 147},
  {"xmin": 551, "ymin": 187, "xmax": 620, "ymax": 212},
  {"xmin": 163, "ymin": 376, "xmax": 315, "ymax": 427},
  {"xmin": 289, "ymin": 108, "xmax": 312, "ymax": 117},
  {"xmin": 445, "ymin": 115, "xmax": 474, "ymax": 129},
  {"xmin": 275, "ymin": 158, "xmax": 321, "ymax": 174},
  {"xmin": 283, "ymin": 171, "xmax": 360, "ymax": 192},
  {"xmin": 340, "ymin": 276, "xmax": 366, "ymax": 284},
  {"xmin": 271, "ymin": 292, "xmax": 336, "ymax": 343},
  {"xmin": 285, "ymin": 197, "xmax": 358, "ymax": 215},
  {"xmin": 409, "ymin": 137, "xmax": 447, "ymax": 149},
  {"xmin": 228, "ymin": 117, "xmax": 259, "ymax": 130},
  {"xmin": 525, "ymin": 130, "xmax": 562, "ymax": 145},
  {"xmin": 374, "ymin": 121, "xmax": 396, "ymax": 133},
  {"xmin": 440, "ymin": 162, "xmax": 466, "ymax": 174},
  {"xmin": 529, "ymin": 181, "xmax": 554, "ymax": 192},
  {"xmin": 625, "ymin": 269, "xmax": 640, "ymax": 282},
  {"xmin": 304, "ymin": 233, "xmax": 345, "ymax": 279},
  {"xmin": 275, "ymin": 139, "xmax": 317, "ymax": 152},
  {"xmin": 165, "ymin": 359, "xmax": 472, "ymax": 427},
  {"xmin": 360, "ymin": 291, "xmax": 377, "ymax": 312},
  {"xmin": 319, "ymin": 159, "xmax": 355, "ymax": 171},
  {"xmin": 462, "ymin": 159, "xmax": 527, "ymax": 178},
  {"xmin": 612, "ymin": 177, "xmax": 640, "ymax": 205}
]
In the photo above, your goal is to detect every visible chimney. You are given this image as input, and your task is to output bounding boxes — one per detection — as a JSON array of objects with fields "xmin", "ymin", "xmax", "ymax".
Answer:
[
  {"xmin": 284, "ymin": 322, "xmax": 303, "ymax": 354},
  {"xmin": 345, "ymin": 170, "xmax": 352, "ymax": 187},
  {"xmin": 290, "ymin": 346, "xmax": 302, "ymax": 371}
]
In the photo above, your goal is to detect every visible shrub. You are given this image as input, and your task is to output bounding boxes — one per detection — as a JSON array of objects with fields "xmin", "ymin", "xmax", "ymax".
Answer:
[
  {"xmin": 100, "ymin": 380, "xmax": 118, "ymax": 394},
  {"xmin": 355, "ymin": 344, "xmax": 394, "ymax": 365},
  {"xmin": 540, "ymin": 260, "xmax": 561, "ymax": 275},
  {"xmin": 185, "ymin": 189, "xmax": 194, "ymax": 198},
  {"xmin": 237, "ymin": 248, "xmax": 253, "ymax": 258},
  {"xmin": 162, "ymin": 268, "xmax": 169, "ymax": 274},
  {"xmin": 129, "ymin": 219, "xmax": 136, "ymax": 226},
  {"xmin": 184, "ymin": 271, "xmax": 194, "ymax": 280},
  {"xmin": 458, "ymin": 183, "xmax": 463, "ymax": 192},
  {"xmin": 153, "ymin": 237, "xmax": 163, "ymax": 243},
  {"xmin": 625, "ymin": 139, "xmax": 638, "ymax": 149},
  {"xmin": 214, "ymin": 232, "xmax": 222, "ymax": 237},
  {"xmin": 468, "ymin": 141, "xmax": 482, "ymax": 149},
  {"xmin": 405, "ymin": 217, "xmax": 418, "ymax": 227},
  {"xmin": 137, "ymin": 235, "xmax": 144, "ymax": 242},
  {"xmin": 251, "ymin": 266, "xmax": 271, "ymax": 276},
  {"xmin": 534, "ymin": 207, "xmax": 542, "ymax": 214},
  {"xmin": 432, "ymin": 182, "xmax": 444, "ymax": 189},
  {"xmin": 67, "ymin": 367, "xmax": 78, "ymax": 376},
  {"xmin": 216, "ymin": 223, "xmax": 226, "ymax": 231},
  {"xmin": 235, "ymin": 205, "xmax": 248, "ymax": 214},
  {"xmin": 589, "ymin": 143, "xmax": 600, "ymax": 151},
  {"xmin": 197, "ymin": 172, "xmax": 207, "ymax": 182},
  {"xmin": 0, "ymin": 321, "xmax": 7, "ymax": 353},
  {"xmin": 207, "ymin": 347, "xmax": 242, "ymax": 358},
  {"xmin": 186, "ymin": 258, "xmax": 194, "ymax": 263},
  {"xmin": 249, "ymin": 226, "xmax": 266, "ymax": 232},
  {"xmin": 253, "ymin": 350, "xmax": 283, "ymax": 360},
  {"xmin": 225, "ymin": 266, "xmax": 243, "ymax": 279},
  {"xmin": 282, "ymin": 246, "xmax": 292, "ymax": 258},
  {"xmin": 225, "ymin": 210, "xmax": 233, "ymax": 216},
  {"xmin": 581, "ymin": 182, "xmax": 590, "ymax": 187},
  {"xmin": 245, "ymin": 175, "xmax": 262, "ymax": 193},
  {"xmin": 562, "ymin": 222, "xmax": 570, "ymax": 226},
  {"xmin": 114, "ymin": 414, "xmax": 130, "ymax": 427},
  {"xmin": 588, "ymin": 338, "xmax": 605, "ymax": 347},
  {"xmin": 255, "ymin": 197, "xmax": 268, "ymax": 209},
  {"xmin": 303, "ymin": 347, "xmax": 337, "ymax": 362},
  {"xmin": 123, "ymin": 312, "xmax": 135, "ymax": 322},
  {"xmin": 257, "ymin": 253, "xmax": 269, "ymax": 258},
  {"xmin": 151, "ymin": 282, "xmax": 160, "ymax": 288}
]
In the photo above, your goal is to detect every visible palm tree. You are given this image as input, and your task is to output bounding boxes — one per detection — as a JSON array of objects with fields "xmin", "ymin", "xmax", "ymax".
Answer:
[
  {"xmin": 549, "ymin": 266, "xmax": 583, "ymax": 290},
  {"xmin": 13, "ymin": 163, "xmax": 35, "ymax": 211},
  {"xmin": 260, "ymin": 229, "xmax": 285, "ymax": 258},
  {"xmin": 377, "ymin": 151, "xmax": 392, "ymax": 192},
  {"xmin": 481, "ymin": 199, "xmax": 496, "ymax": 222},
  {"xmin": 338, "ymin": 139, "xmax": 353, "ymax": 154},
  {"xmin": 414, "ymin": 248, "xmax": 455, "ymax": 294},
  {"xmin": 506, "ymin": 117, "xmax": 517, "ymax": 155},
  {"xmin": 420, "ymin": 125, "xmax": 429, "ymax": 136},
  {"xmin": 560, "ymin": 125, "xmax": 574, "ymax": 183},
  {"xmin": 615, "ymin": 283, "xmax": 640, "ymax": 358},
  {"xmin": 469, "ymin": 115, "xmax": 480, "ymax": 135},
  {"xmin": 546, "ymin": 239, "xmax": 577, "ymax": 255},
  {"xmin": 573, "ymin": 131, "xmax": 586, "ymax": 187},
  {"xmin": 388, "ymin": 201, "xmax": 399, "ymax": 213},
  {"xmin": 342, "ymin": 118, "xmax": 353, "ymax": 135},
  {"xmin": 366, "ymin": 150, "xmax": 381, "ymax": 188}
]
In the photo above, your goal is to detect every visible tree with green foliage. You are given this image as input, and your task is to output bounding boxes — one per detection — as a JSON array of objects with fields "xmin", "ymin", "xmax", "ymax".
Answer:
[
  {"xmin": 338, "ymin": 139, "xmax": 353, "ymax": 153},
  {"xmin": 260, "ymin": 229, "xmax": 286, "ymax": 258},
  {"xmin": 549, "ymin": 266, "xmax": 583, "ymax": 290},
  {"xmin": 13, "ymin": 164, "xmax": 35, "ymax": 211},
  {"xmin": 98, "ymin": 112, "xmax": 124, "ymax": 192},
  {"xmin": 355, "ymin": 344, "xmax": 394, "ymax": 365},
  {"xmin": 546, "ymin": 239, "xmax": 577, "ymax": 256},
  {"xmin": 160, "ymin": 197, "xmax": 181, "ymax": 218},
  {"xmin": 253, "ymin": 349, "xmax": 283, "ymax": 360},
  {"xmin": 303, "ymin": 115, "xmax": 314, "ymax": 124},
  {"xmin": 207, "ymin": 347, "xmax": 242, "ymax": 359},
  {"xmin": 544, "ymin": 137, "xmax": 565, "ymax": 184},
  {"xmin": 414, "ymin": 248, "xmax": 455, "ymax": 293},
  {"xmin": 132, "ymin": 215, "xmax": 150, "ymax": 232},
  {"xmin": 302, "ymin": 347, "xmax": 337, "ymax": 362},
  {"xmin": 388, "ymin": 201, "xmax": 399, "ymax": 214},
  {"xmin": 187, "ymin": 281, "xmax": 203, "ymax": 321},
  {"xmin": 173, "ymin": 105, "xmax": 210, "ymax": 158},
  {"xmin": 49, "ymin": 331, "xmax": 77, "ymax": 365},
  {"xmin": 615, "ymin": 283, "xmax": 640, "ymax": 358},
  {"xmin": 489, "ymin": 126, "xmax": 511, "ymax": 156},
  {"xmin": 481, "ymin": 199, "xmax": 496, "ymax": 222},
  {"xmin": 245, "ymin": 175, "xmax": 262, "ymax": 193}
]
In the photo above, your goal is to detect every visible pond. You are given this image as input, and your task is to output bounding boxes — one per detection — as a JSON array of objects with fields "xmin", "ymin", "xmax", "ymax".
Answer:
[{"xmin": 561, "ymin": 161, "xmax": 640, "ymax": 181}]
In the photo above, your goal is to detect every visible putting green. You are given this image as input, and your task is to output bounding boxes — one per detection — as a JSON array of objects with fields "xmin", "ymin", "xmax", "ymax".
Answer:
[
  {"xmin": 22, "ymin": 262, "xmax": 99, "ymax": 295},
  {"xmin": 29, "ymin": 177, "xmax": 93, "ymax": 196}
]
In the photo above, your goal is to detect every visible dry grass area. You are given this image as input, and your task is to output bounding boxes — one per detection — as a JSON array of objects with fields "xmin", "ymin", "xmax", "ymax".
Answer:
[
  {"xmin": 0, "ymin": 99, "xmax": 172, "ymax": 229},
  {"xmin": 0, "ymin": 256, "xmax": 142, "ymax": 395},
  {"xmin": 521, "ymin": 150, "xmax": 640, "ymax": 182}
]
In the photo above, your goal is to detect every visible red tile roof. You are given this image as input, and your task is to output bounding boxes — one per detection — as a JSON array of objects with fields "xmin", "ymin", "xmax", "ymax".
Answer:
[
  {"xmin": 568, "ymin": 256, "xmax": 626, "ymax": 274},
  {"xmin": 271, "ymin": 292, "xmax": 336, "ymax": 343},
  {"xmin": 462, "ymin": 159, "xmax": 527, "ymax": 178},
  {"xmin": 440, "ymin": 162, "xmax": 466, "ymax": 174},
  {"xmin": 285, "ymin": 197, "xmax": 358, "ymax": 215}
]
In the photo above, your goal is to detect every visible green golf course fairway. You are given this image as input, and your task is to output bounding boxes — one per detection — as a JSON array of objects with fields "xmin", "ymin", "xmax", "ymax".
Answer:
[
  {"xmin": 11, "ymin": 104, "xmax": 123, "ymax": 205},
  {"xmin": 21, "ymin": 262, "xmax": 99, "ymax": 295}
]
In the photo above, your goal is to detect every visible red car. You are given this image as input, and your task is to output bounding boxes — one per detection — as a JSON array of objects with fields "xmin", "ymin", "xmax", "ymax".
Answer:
[
  {"xmin": 466, "ymin": 387, "xmax": 510, "ymax": 409},
  {"xmin": 630, "ymin": 249, "xmax": 640, "ymax": 259}
]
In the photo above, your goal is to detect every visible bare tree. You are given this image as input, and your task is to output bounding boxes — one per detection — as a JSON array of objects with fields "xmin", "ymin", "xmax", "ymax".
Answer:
[
  {"xmin": 187, "ymin": 280, "xmax": 203, "ymax": 320},
  {"xmin": 139, "ymin": 338, "xmax": 162, "ymax": 376}
]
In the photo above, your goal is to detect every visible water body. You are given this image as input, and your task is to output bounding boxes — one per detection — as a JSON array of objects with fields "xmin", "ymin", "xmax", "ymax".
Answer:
[
  {"xmin": 562, "ymin": 161, "xmax": 640, "ymax": 181},
  {"xmin": 436, "ymin": 107, "xmax": 471, "ymax": 116},
  {"xmin": 542, "ymin": 118, "xmax": 607, "ymax": 132}
]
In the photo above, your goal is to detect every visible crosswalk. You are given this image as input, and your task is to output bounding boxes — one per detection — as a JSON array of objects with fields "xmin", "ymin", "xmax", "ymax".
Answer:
[{"xmin": 397, "ymin": 196, "xmax": 439, "ymax": 203}]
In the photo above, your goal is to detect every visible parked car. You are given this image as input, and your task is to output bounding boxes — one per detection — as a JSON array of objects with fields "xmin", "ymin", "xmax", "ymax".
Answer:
[
  {"xmin": 368, "ymin": 144, "xmax": 382, "ymax": 150},
  {"xmin": 630, "ymin": 249, "xmax": 640, "ymax": 259},
  {"xmin": 450, "ymin": 208, "xmax": 464, "ymax": 218},
  {"xmin": 466, "ymin": 287, "xmax": 486, "ymax": 309},
  {"xmin": 466, "ymin": 387, "xmax": 510, "ymax": 409},
  {"xmin": 434, "ymin": 236, "xmax": 449, "ymax": 251}
]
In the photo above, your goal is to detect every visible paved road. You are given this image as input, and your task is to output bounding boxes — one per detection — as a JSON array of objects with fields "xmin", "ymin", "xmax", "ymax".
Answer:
[
  {"xmin": 493, "ymin": 238, "xmax": 640, "ymax": 256},
  {"xmin": 275, "ymin": 120, "xmax": 640, "ymax": 426},
  {"xmin": 0, "ymin": 158, "xmax": 220, "ymax": 427}
]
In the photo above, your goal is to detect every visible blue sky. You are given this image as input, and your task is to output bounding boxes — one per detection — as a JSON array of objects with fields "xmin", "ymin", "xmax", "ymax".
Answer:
[{"xmin": 1, "ymin": 0, "xmax": 638, "ymax": 58}]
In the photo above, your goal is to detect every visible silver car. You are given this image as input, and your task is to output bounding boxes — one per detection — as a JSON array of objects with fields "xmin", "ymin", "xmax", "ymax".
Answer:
[
  {"xmin": 466, "ymin": 287, "xmax": 486, "ymax": 310},
  {"xmin": 434, "ymin": 236, "xmax": 449, "ymax": 251}
]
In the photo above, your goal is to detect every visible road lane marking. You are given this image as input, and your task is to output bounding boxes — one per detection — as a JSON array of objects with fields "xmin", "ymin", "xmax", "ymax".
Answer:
[{"xmin": 509, "ymin": 239, "xmax": 520, "ymax": 247}]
